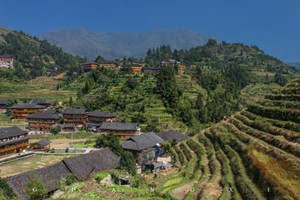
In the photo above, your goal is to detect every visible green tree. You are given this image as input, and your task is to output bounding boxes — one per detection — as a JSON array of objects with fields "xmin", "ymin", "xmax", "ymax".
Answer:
[
  {"xmin": 0, "ymin": 178, "xmax": 15, "ymax": 199},
  {"xmin": 51, "ymin": 125, "xmax": 61, "ymax": 135},
  {"xmin": 274, "ymin": 72, "xmax": 287, "ymax": 86},
  {"xmin": 118, "ymin": 151, "xmax": 137, "ymax": 175},
  {"xmin": 94, "ymin": 55, "xmax": 104, "ymax": 63},
  {"xmin": 95, "ymin": 134, "xmax": 123, "ymax": 156},
  {"xmin": 25, "ymin": 175, "xmax": 47, "ymax": 200}
]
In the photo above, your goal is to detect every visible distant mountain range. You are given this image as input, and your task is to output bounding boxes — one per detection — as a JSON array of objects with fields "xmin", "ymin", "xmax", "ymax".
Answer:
[
  {"xmin": 287, "ymin": 62, "xmax": 300, "ymax": 71},
  {"xmin": 37, "ymin": 28, "xmax": 212, "ymax": 60}
]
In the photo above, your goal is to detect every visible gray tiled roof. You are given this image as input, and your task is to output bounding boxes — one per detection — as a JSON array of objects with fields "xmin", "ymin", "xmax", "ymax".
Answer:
[
  {"xmin": 10, "ymin": 103, "xmax": 45, "ymax": 109},
  {"xmin": 156, "ymin": 130, "xmax": 188, "ymax": 143},
  {"xmin": 29, "ymin": 99, "xmax": 51, "ymax": 106},
  {"xmin": 63, "ymin": 148, "xmax": 120, "ymax": 180},
  {"xmin": 100, "ymin": 122, "xmax": 138, "ymax": 131},
  {"xmin": 27, "ymin": 109, "xmax": 60, "ymax": 120},
  {"xmin": 0, "ymin": 54, "xmax": 13, "ymax": 58},
  {"xmin": 36, "ymin": 140, "xmax": 51, "ymax": 146},
  {"xmin": 7, "ymin": 161, "xmax": 71, "ymax": 199},
  {"xmin": 87, "ymin": 111, "xmax": 116, "ymax": 118},
  {"xmin": 0, "ymin": 99, "xmax": 7, "ymax": 105},
  {"xmin": 63, "ymin": 108, "xmax": 87, "ymax": 115},
  {"xmin": 121, "ymin": 132, "xmax": 164, "ymax": 151},
  {"xmin": 0, "ymin": 126, "xmax": 27, "ymax": 140}
]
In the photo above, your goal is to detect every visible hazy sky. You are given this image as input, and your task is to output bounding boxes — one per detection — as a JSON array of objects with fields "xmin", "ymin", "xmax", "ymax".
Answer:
[{"xmin": 0, "ymin": 0, "xmax": 299, "ymax": 62}]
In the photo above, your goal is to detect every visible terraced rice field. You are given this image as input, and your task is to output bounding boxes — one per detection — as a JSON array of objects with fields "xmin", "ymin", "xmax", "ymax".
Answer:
[{"xmin": 161, "ymin": 79, "xmax": 300, "ymax": 200}]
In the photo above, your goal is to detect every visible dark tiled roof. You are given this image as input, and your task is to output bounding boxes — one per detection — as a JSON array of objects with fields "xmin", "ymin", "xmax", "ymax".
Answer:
[
  {"xmin": 100, "ymin": 122, "xmax": 138, "ymax": 131},
  {"xmin": 0, "ymin": 137, "xmax": 28, "ymax": 148},
  {"xmin": 63, "ymin": 148, "xmax": 120, "ymax": 180},
  {"xmin": 121, "ymin": 132, "xmax": 164, "ymax": 151},
  {"xmin": 0, "ymin": 99, "xmax": 8, "ymax": 105},
  {"xmin": 63, "ymin": 108, "xmax": 87, "ymax": 115},
  {"xmin": 60, "ymin": 124, "xmax": 76, "ymax": 129},
  {"xmin": 10, "ymin": 103, "xmax": 45, "ymax": 109},
  {"xmin": 0, "ymin": 54, "xmax": 13, "ymax": 58},
  {"xmin": 98, "ymin": 61, "xmax": 116, "ymax": 64},
  {"xmin": 6, "ymin": 148, "xmax": 120, "ymax": 199},
  {"xmin": 29, "ymin": 99, "xmax": 51, "ymax": 106},
  {"xmin": 27, "ymin": 109, "xmax": 60, "ymax": 120},
  {"xmin": 142, "ymin": 67, "xmax": 161, "ymax": 74},
  {"xmin": 82, "ymin": 62, "xmax": 98, "ymax": 65},
  {"xmin": 156, "ymin": 130, "xmax": 188, "ymax": 143},
  {"xmin": 0, "ymin": 126, "xmax": 27, "ymax": 140},
  {"xmin": 7, "ymin": 162, "xmax": 71, "ymax": 199},
  {"xmin": 36, "ymin": 140, "xmax": 51, "ymax": 146},
  {"xmin": 87, "ymin": 111, "xmax": 116, "ymax": 118}
]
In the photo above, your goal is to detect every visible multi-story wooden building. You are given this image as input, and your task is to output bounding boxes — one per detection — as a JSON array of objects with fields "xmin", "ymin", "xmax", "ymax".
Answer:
[
  {"xmin": 29, "ymin": 99, "xmax": 51, "ymax": 108},
  {"xmin": 0, "ymin": 54, "xmax": 13, "ymax": 68},
  {"xmin": 142, "ymin": 67, "xmax": 161, "ymax": 74},
  {"xmin": 63, "ymin": 108, "xmax": 87, "ymax": 126},
  {"xmin": 27, "ymin": 109, "xmax": 60, "ymax": 133},
  {"xmin": 10, "ymin": 103, "xmax": 46, "ymax": 120},
  {"xmin": 82, "ymin": 62, "xmax": 98, "ymax": 72},
  {"xmin": 99, "ymin": 61, "xmax": 117, "ymax": 70},
  {"xmin": 161, "ymin": 59, "xmax": 186, "ymax": 72},
  {"xmin": 99, "ymin": 122, "xmax": 140, "ymax": 140},
  {"xmin": 87, "ymin": 111, "xmax": 116, "ymax": 124},
  {"xmin": 0, "ymin": 126, "xmax": 29, "ymax": 156},
  {"xmin": 0, "ymin": 99, "xmax": 7, "ymax": 113},
  {"xmin": 131, "ymin": 61, "xmax": 143, "ymax": 74}
]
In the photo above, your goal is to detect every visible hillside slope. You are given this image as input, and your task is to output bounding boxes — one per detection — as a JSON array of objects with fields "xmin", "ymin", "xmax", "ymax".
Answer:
[
  {"xmin": 38, "ymin": 28, "xmax": 211, "ymax": 60},
  {"xmin": 0, "ymin": 28, "xmax": 85, "ymax": 79},
  {"xmin": 163, "ymin": 78, "xmax": 300, "ymax": 200}
]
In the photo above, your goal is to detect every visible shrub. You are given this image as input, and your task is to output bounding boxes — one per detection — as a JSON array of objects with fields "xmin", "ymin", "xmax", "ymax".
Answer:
[
  {"xmin": 25, "ymin": 175, "xmax": 48, "ymax": 200},
  {"xmin": 0, "ymin": 178, "xmax": 15, "ymax": 199},
  {"xmin": 51, "ymin": 125, "xmax": 61, "ymax": 135},
  {"xmin": 118, "ymin": 151, "xmax": 137, "ymax": 175}
]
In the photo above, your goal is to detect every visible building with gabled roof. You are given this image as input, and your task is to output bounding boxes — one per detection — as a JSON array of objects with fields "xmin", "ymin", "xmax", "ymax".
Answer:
[
  {"xmin": 63, "ymin": 108, "xmax": 87, "ymax": 126},
  {"xmin": 156, "ymin": 130, "xmax": 188, "ymax": 144},
  {"xmin": 121, "ymin": 132, "xmax": 164, "ymax": 165},
  {"xmin": 0, "ymin": 99, "xmax": 8, "ymax": 113},
  {"xmin": 100, "ymin": 122, "xmax": 140, "ymax": 140},
  {"xmin": 6, "ymin": 148, "xmax": 120, "ymax": 199},
  {"xmin": 87, "ymin": 111, "xmax": 116, "ymax": 123},
  {"xmin": 29, "ymin": 99, "xmax": 51, "ymax": 108},
  {"xmin": 0, "ymin": 126, "xmax": 28, "ymax": 156},
  {"xmin": 82, "ymin": 62, "xmax": 98, "ymax": 72},
  {"xmin": 0, "ymin": 54, "xmax": 13, "ymax": 68},
  {"xmin": 10, "ymin": 103, "xmax": 46, "ymax": 120},
  {"xmin": 99, "ymin": 61, "xmax": 117, "ymax": 69},
  {"xmin": 27, "ymin": 109, "xmax": 60, "ymax": 133}
]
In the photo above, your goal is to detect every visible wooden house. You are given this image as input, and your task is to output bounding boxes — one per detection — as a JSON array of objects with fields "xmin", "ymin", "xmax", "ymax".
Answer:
[
  {"xmin": 142, "ymin": 67, "xmax": 161, "ymax": 74},
  {"xmin": 63, "ymin": 108, "xmax": 87, "ymax": 126},
  {"xmin": 0, "ymin": 126, "xmax": 29, "ymax": 156},
  {"xmin": 131, "ymin": 61, "xmax": 143, "ymax": 74},
  {"xmin": 99, "ymin": 122, "xmax": 140, "ymax": 140},
  {"xmin": 10, "ymin": 103, "xmax": 46, "ymax": 120},
  {"xmin": 0, "ymin": 54, "xmax": 13, "ymax": 68},
  {"xmin": 87, "ymin": 111, "xmax": 116, "ymax": 124},
  {"xmin": 82, "ymin": 62, "xmax": 98, "ymax": 72},
  {"xmin": 99, "ymin": 61, "xmax": 117, "ymax": 69},
  {"xmin": 29, "ymin": 99, "xmax": 51, "ymax": 108},
  {"xmin": 27, "ymin": 109, "xmax": 60, "ymax": 133},
  {"xmin": 0, "ymin": 99, "xmax": 8, "ymax": 113},
  {"xmin": 161, "ymin": 59, "xmax": 185, "ymax": 72},
  {"xmin": 30, "ymin": 140, "xmax": 51, "ymax": 152},
  {"xmin": 60, "ymin": 124, "xmax": 76, "ymax": 133},
  {"xmin": 156, "ymin": 130, "xmax": 188, "ymax": 144},
  {"xmin": 121, "ymin": 132, "xmax": 164, "ymax": 166}
]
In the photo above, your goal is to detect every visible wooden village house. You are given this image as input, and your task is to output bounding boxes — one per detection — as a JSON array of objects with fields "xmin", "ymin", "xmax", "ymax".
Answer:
[
  {"xmin": 27, "ymin": 109, "xmax": 60, "ymax": 133},
  {"xmin": 142, "ymin": 67, "xmax": 161, "ymax": 74},
  {"xmin": 87, "ymin": 111, "xmax": 116, "ymax": 132},
  {"xmin": 0, "ymin": 99, "xmax": 8, "ymax": 113},
  {"xmin": 63, "ymin": 108, "xmax": 87, "ymax": 126},
  {"xmin": 0, "ymin": 126, "xmax": 29, "ymax": 157},
  {"xmin": 99, "ymin": 61, "xmax": 117, "ymax": 69},
  {"xmin": 10, "ymin": 103, "xmax": 46, "ymax": 120},
  {"xmin": 131, "ymin": 61, "xmax": 143, "ymax": 74},
  {"xmin": 82, "ymin": 62, "xmax": 98, "ymax": 72},
  {"xmin": 0, "ymin": 54, "xmax": 14, "ymax": 68},
  {"xmin": 121, "ymin": 132, "xmax": 164, "ymax": 166},
  {"xmin": 29, "ymin": 99, "xmax": 51, "ymax": 108},
  {"xmin": 99, "ymin": 122, "xmax": 140, "ymax": 140},
  {"xmin": 161, "ymin": 59, "xmax": 186, "ymax": 72},
  {"xmin": 30, "ymin": 140, "xmax": 51, "ymax": 152}
]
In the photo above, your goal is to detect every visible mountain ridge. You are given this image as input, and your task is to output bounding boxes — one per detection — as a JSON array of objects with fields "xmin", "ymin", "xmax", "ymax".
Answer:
[{"xmin": 37, "ymin": 28, "xmax": 212, "ymax": 60}]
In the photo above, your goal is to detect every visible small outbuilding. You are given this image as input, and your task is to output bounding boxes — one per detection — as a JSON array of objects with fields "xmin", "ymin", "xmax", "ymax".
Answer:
[{"xmin": 30, "ymin": 140, "xmax": 51, "ymax": 152}]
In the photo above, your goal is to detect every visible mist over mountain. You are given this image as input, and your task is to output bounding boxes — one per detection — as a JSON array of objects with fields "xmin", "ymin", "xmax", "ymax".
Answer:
[
  {"xmin": 38, "ymin": 28, "xmax": 212, "ymax": 60},
  {"xmin": 287, "ymin": 62, "xmax": 300, "ymax": 71}
]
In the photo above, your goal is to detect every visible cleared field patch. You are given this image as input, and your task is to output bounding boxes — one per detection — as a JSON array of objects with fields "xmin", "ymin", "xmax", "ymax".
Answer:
[{"xmin": 0, "ymin": 154, "xmax": 74, "ymax": 177}]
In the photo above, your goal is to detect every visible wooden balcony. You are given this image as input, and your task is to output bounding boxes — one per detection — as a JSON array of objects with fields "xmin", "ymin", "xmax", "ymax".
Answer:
[{"xmin": 0, "ymin": 142, "xmax": 28, "ymax": 153}]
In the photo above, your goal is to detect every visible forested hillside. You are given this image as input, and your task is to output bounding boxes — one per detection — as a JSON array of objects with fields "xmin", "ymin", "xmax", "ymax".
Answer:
[
  {"xmin": 0, "ymin": 28, "xmax": 85, "ymax": 80},
  {"xmin": 65, "ymin": 41, "xmax": 299, "ymax": 132},
  {"xmin": 163, "ymin": 78, "xmax": 300, "ymax": 200}
]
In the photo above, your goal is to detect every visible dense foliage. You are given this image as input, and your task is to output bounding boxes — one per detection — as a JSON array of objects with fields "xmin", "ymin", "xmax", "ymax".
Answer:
[
  {"xmin": 0, "ymin": 29, "xmax": 85, "ymax": 80},
  {"xmin": 0, "ymin": 178, "xmax": 15, "ymax": 199}
]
